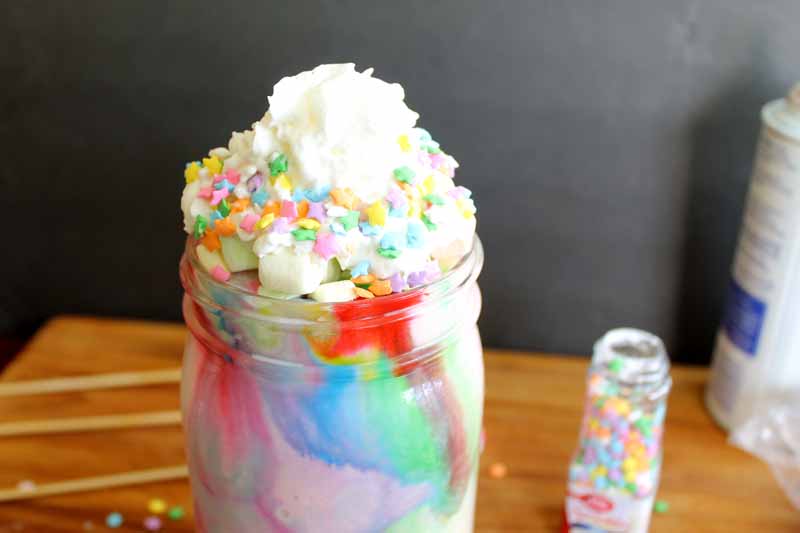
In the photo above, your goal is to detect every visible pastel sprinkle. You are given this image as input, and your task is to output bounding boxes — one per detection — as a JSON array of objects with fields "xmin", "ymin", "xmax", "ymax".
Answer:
[
  {"xmin": 421, "ymin": 175, "xmax": 435, "ymax": 196},
  {"xmin": 16, "ymin": 480, "xmax": 36, "ymax": 492},
  {"xmin": 247, "ymin": 174, "xmax": 263, "ymax": 192},
  {"xmin": 292, "ymin": 228, "xmax": 317, "ymax": 241},
  {"xmin": 198, "ymin": 186, "xmax": 213, "ymax": 199},
  {"xmin": 143, "ymin": 516, "xmax": 162, "ymax": 531},
  {"xmin": 200, "ymin": 228, "xmax": 221, "ymax": 252},
  {"xmin": 393, "ymin": 166, "xmax": 416, "ymax": 183},
  {"xmin": 421, "ymin": 213, "xmax": 437, "ymax": 231},
  {"xmin": 423, "ymin": 193, "xmax": 445, "ymax": 205},
  {"xmin": 350, "ymin": 261, "xmax": 370, "ymax": 278},
  {"xmin": 352, "ymin": 274, "xmax": 376, "ymax": 285},
  {"xmin": 489, "ymin": 462, "xmax": 507, "ymax": 479},
  {"xmin": 217, "ymin": 197, "xmax": 231, "ymax": 217},
  {"xmin": 386, "ymin": 186, "xmax": 407, "ymax": 209},
  {"xmin": 202, "ymin": 156, "xmax": 222, "ymax": 175},
  {"xmin": 654, "ymin": 500, "xmax": 669, "ymax": 513},
  {"xmin": 167, "ymin": 506, "xmax": 185, "ymax": 520},
  {"xmin": 215, "ymin": 216, "xmax": 236, "ymax": 236},
  {"xmin": 256, "ymin": 212, "xmax": 275, "ymax": 230},
  {"xmin": 269, "ymin": 152, "xmax": 288, "ymax": 176},
  {"xmin": 608, "ymin": 357, "xmax": 625, "ymax": 373},
  {"xmin": 339, "ymin": 210, "xmax": 360, "ymax": 231},
  {"xmin": 377, "ymin": 247, "xmax": 401, "ymax": 259},
  {"xmin": 239, "ymin": 213, "xmax": 259, "ymax": 233},
  {"xmin": 296, "ymin": 218, "xmax": 321, "ymax": 230},
  {"xmin": 406, "ymin": 221, "xmax": 425, "ymax": 248},
  {"xmin": 359, "ymin": 222, "xmax": 381, "ymax": 236},
  {"xmin": 210, "ymin": 188, "xmax": 229, "ymax": 206},
  {"xmin": 389, "ymin": 272, "xmax": 406, "ymax": 292},
  {"xmin": 313, "ymin": 232, "xmax": 339, "ymax": 260},
  {"xmin": 329, "ymin": 221, "xmax": 347, "ymax": 235},
  {"xmin": 250, "ymin": 189, "xmax": 267, "ymax": 207},
  {"xmin": 280, "ymin": 200, "xmax": 298, "ymax": 219},
  {"xmin": 330, "ymin": 188, "xmax": 358, "ymax": 210},
  {"xmin": 193, "ymin": 216, "xmax": 208, "ymax": 239},
  {"xmin": 354, "ymin": 287, "xmax": 375, "ymax": 299},
  {"xmin": 368, "ymin": 279, "xmax": 392, "ymax": 296},
  {"xmin": 380, "ymin": 232, "xmax": 405, "ymax": 251},
  {"xmin": 214, "ymin": 178, "xmax": 234, "ymax": 192},
  {"xmin": 307, "ymin": 201, "xmax": 326, "ymax": 222},
  {"xmin": 184, "ymin": 162, "xmax": 201, "ymax": 183},
  {"xmin": 211, "ymin": 265, "xmax": 231, "ymax": 282},
  {"xmin": 407, "ymin": 271, "xmax": 426, "ymax": 287},
  {"xmin": 367, "ymin": 201, "xmax": 387, "ymax": 226},
  {"xmin": 147, "ymin": 498, "xmax": 167, "ymax": 514},
  {"xmin": 274, "ymin": 173, "xmax": 292, "ymax": 191},
  {"xmin": 106, "ymin": 512, "xmax": 124, "ymax": 528},
  {"xmin": 398, "ymin": 134, "xmax": 412, "ymax": 152},
  {"xmin": 271, "ymin": 217, "xmax": 291, "ymax": 233}
]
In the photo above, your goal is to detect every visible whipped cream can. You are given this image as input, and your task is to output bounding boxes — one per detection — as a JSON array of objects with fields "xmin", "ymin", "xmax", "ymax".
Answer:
[
  {"xmin": 706, "ymin": 83, "xmax": 800, "ymax": 431},
  {"xmin": 564, "ymin": 328, "xmax": 672, "ymax": 533}
]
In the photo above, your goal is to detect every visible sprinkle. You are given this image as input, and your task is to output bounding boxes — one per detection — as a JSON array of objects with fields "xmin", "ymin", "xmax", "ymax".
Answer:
[
  {"xmin": 148, "ymin": 498, "xmax": 167, "ymax": 514},
  {"xmin": 296, "ymin": 218, "xmax": 321, "ymax": 230},
  {"xmin": 407, "ymin": 271, "xmax": 426, "ymax": 287},
  {"xmin": 313, "ymin": 232, "xmax": 339, "ymax": 260},
  {"xmin": 307, "ymin": 202, "xmax": 326, "ymax": 221},
  {"xmin": 377, "ymin": 247, "xmax": 402, "ymax": 259},
  {"xmin": 426, "ymin": 142, "xmax": 442, "ymax": 155},
  {"xmin": 608, "ymin": 357, "xmax": 625, "ymax": 373},
  {"xmin": 489, "ymin": 462, "xmax": 507, "ymax": 479},
  {"xmin": 350, "ymin": 261, "xmax": 370, "ymax": 278},
  {"xmin": 352, "ymin": 274, "xmax": 376, "ymax": 285},
  {"xmin": 359, "ymin": 222, "xmax": 381, "ymax": 236},
  {"xmin": 193, "ymin": 216, "xmax": 208, "ymax": 239},
  {"xmin": 421, "ymin": 213, "xmax": 437, "ymax": 231},
  {"xmin": 393, "ymin": 166, "xmax": 416, "ymax": 184},
  {"xmin": 423, "ymin": 193, "xmax": 445, "ymax": 206},
  {"xmin": 296, "ymin": 200, "xmax": 309, "ymax": 218},
  {"xmin": 198, "ymin": 186, "xmax": 213, "ymax": 199},
  {"xmin": 386, "ymin": 186, "xmax": 407, "ymax": 209},
  {"xmin": 421, "ymin": 175, "xmax": 435, "ymax": 196},
  {"xmin": 367, "ymin": 201, "xmax": 387, "ymax": 226},
  {"xmin": 292, "ymin": 188, "xmax": 307, "ymax": 202},
  {"xmin": 327, "ymin": 205, "xmax": 349, "ymax": 218},
  {"xmin": 272, "ymin": 217, "xmax": 291, "ymax": 233},
  {"xmin": 211, "ymin": 265, "xmax": 231, "ymax": 282},
  {"xmin": 329, "ymin": 221, "xmax": 346, "ymax": 235},
  {"xmin": 292, "ymin": 228, "xmax": 317, "ymax": 241},
  {"xmin": 201, "ymin": 228, "xmax": 221, "ymax": 251},
  {"xmin": 217, "ymin": 198, "xmax": 231, "ymax": 217},
  {"xmin": 106, "ymin": 512, "xmax": 124, "ymax": 528},
  {"xmin": 202, "ymin": 156, "xmax": 222, "ymax": 176},
  {"xmin": 215, "ymin": 217, "xmax": 236, "ymax": 236},
  {"xmin": 184, "ymin": 162, "xmax": 201, "ymax": 183},
  {"xmin": 380, "ymin": 232, "xmax": 404, "ymax": 251},
  {"xmin": 273, "ymin": 173, "xmax": 292, "ymax": 192},
  {"xmin": 280, "ymin": 200, "xmax": 298, "ymax": 219},
  {"xmin": 239, "ymin": 213, "xmax": 259, "ymax": 233},
  {"xmin": 16, "ymin": 480, "xmax": 36, "ymax": 492},
  {"xmin": 389, "ymin": 273, "xmax": 406, "ymax": 292},
  {"xmin": 214, "ymin": 178, "xmax": 234, "ymax": 192},
  {"xmin": 143, "ymin": 516, "xmax": 162, "ymax": 531},
  {"xmin": 354, "ymin": 287, "xmax": 375, "ymax": 299},
  {"xmin": 331, "ymin": 188, "xmax": 358, "ymax": 210},
  {"xmin": 406, "ymin": 222, "xmax": 425, "ymax": 248},
  {"xmin": 417, "ymin": 128, "xmax": 432, "ymax": 142},
  {"xmin": 368, "ymin": 279, "xmax": 392, "ymax": 296},
  {"xmin": 210, "ymin": 188, "xmax": 229, "ymax": 206},
  {"xmin": 654, "ymin": 500, "xmax": 669, "ymax": 513},
  {"xmin": 269, "ymin": 152, "xmax": 289, "ymax": 176},
  {"xmin": 167, "ymin": 506, "xmax": 185, "ymax": 520},
  {"xmin": 338, "ymin": 210, "xmax": 360, "ymax": 231},
  {"xmin": 247, "ymin": 174, "xmax": 263, "ymax": 192},
  {"xmin": 306, "ymin": 186, "xmax": 331, "ymax": 203},
  {"xmin": 398, "ymin": 134, "xmax": 412, "ymax": 152},
  {"xmin": 83, "ymin": 520, "xmax": 94, "ymax": 530},
  {"xmin": 251, "ymin": 189, "xmax": 268, "ymax": 206},
  {"xmin": 256, "ymin": 212, "xmax": 275, "ymax": 230}
]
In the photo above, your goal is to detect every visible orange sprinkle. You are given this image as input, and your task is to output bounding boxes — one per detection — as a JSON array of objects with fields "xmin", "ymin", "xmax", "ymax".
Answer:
[
  {"xmin": 351, "ymin": 274, "xmax": 376, "ymax": 285},
  {"xmin": 297, "ymin": 200, "xmax": 309, "ymax": 219},
  {"xmin": 230, "ymin": 197, "xmax": 250, "ymax": 213},
  {"xmin": 368, "ymin": 279, "xmax": 392, "ymax": 296},
  {"xmin": 215, "ymin": 217, "xmax": 236, "ymax": 236},
  {"xmin": 354, "ymin": 287, "xmax": 374, "ymax": 299},
  {"xmin": 261, "ymin": 201, "xmax": 281, "ymax": 217},
  {"xmin": 200, "ymin": 229, "xmax": 221, "ymax": 252},
  {"xmin": 331, "ymin": 188, "xmax": 358, "ymax": 210},
  {"xmin": 489, "ymin": 462, "xmax": 507, "ymax": 479}
]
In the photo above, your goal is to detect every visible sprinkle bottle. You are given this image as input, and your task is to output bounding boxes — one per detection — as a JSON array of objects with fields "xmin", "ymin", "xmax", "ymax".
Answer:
[{"xmin": 564, "ymin": 328, "xmax": 672, "ymax": 533}]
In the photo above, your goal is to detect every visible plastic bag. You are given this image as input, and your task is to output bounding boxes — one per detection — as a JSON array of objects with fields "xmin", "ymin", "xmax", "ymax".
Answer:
[{"xmin": 730, "ymin": 403, "xmax": 800, "ymax": 510}]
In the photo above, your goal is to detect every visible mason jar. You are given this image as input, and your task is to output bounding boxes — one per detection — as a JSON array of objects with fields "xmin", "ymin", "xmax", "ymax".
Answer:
[{"xmin": 179, "ymin": 236, "xmax": 484, "ymax": 533}]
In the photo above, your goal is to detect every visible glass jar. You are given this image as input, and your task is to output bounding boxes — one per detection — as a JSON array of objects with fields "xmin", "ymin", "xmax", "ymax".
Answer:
[{"xmin": 179, "ymin": 236, "xmax": 484, "ymax": 533}]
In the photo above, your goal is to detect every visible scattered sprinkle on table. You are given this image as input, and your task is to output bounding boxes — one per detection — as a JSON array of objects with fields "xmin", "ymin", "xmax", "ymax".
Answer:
[
  {"xmin": 15, "ymin": 480, "xmax": 36, "ymax": 493},
  {"xmin": 143, "ymin": 516, "xmax": 162, "ymax": 531},
  {"xmin": 82, "ymin": 521, "xmax": 94, "ymax": 530},
  {"xmin": 489, "ymin": 462, "xmax": 508, "ymax": 479},
  {"xmin": 654, "ymin": 499, "xmax": 670, "ymax": 513},
  {"xmin": 168, "ymin": 506, "xmax": 185, "ymax": 520},
  {"xmin": 105, "ymin": 512, "xmax": 123, "ymax": 528},
  {"xmin": 147, "ymin": 498, "xmax": 167, "ymax": 514}
]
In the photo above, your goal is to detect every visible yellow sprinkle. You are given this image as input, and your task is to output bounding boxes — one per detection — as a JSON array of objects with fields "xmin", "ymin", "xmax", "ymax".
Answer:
[
  {"xmin": 624, "ymin": 470, "xmax": 637, "ymax": 483},
  {"xmin": 421, "ymin": 175, "xmax": 435, "ymax": 196},
  {"xmin": 184, "ymin": 162, "xmax": 201, "ymax": 184},
  {"xmin": 256, "ymin": 212, "xmax": 275, "ymax": 230},
  {"xmin": 398, "ymin": 134, "xmax": 412, "ymax": 152},
  {"xmin": 366, "ymin": 201, "xmax": 387, "ymax": 226},
  {"xmin": 273, "ymin": 173, "xmax": 292, "ymax": 191},
  {"xmin": 590, "ymin": 466, "xmax": 607, "ymax": 479},
  {"xmin": 202, "ymin": 156, "xmax": 222, "ymax": 176},
  {"xmin": 622, "ymin": 458, "xmax": 638, "ymax": 472},
  {"xmin": 296, "ymin": 218, "xmax": 320, "ymax": 230},
  {"xmin": 147, "ymin": 498, "xmax": 167, "ymax": 514},
  {"xmin": 408, "ymin": 198, "xmax": 422, "ymax": 219},
  {"xmin": 457, "ymin": 198, "xmax": 475, "ymax": 219}
]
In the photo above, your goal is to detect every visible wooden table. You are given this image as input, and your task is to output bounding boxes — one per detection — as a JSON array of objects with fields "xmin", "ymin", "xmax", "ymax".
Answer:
[{"xmin": 0, "ymin": 316, "xmax": 796, "ymax": 532}]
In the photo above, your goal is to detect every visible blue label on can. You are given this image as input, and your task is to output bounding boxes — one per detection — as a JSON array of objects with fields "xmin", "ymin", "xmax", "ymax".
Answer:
[{"xmin": 721, "ymin": 278, "xmax": 767, "ymax": 356}]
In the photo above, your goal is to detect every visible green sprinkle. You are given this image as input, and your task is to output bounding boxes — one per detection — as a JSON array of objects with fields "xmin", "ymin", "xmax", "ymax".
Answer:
[
  {"xmin": 377, "ymin": 247, "xmax": 402, "ymax": 259},
  {"xmin": 194, "ymin": 215, "xmax": 208, "ymax": 239},
  {"xmin": 292, "ymin": 228, "xmax": 317, "ymax": 241},
  {"xmin": 624, "ymin": 482, "xmax": 637, "ymax": 494},
  {"xmin": 217, "ymin": 198, "xmax": 230, "ymax": 217},
  {"xmin": 654, "ymin": 500, "xmax": 669, "ymax": 514},
  {"xmin": 339, "ymin": 210, "xmax": 360, "ymax": 231},
  {"xmin": 269, "ymin": 153, "xmax": 288, "ymax": 176},
  {"xmin": 417, "ymin": 128, "xmax": 432, "ymax": 142},
  {"xmin": 423, "ymin": 194, "xmax": 445, "ymax": 206},
  {"xmin": 421, "ymin": 213, "xmax": 437, "ymax": 231},
  {"xmin": 167, "ymin": 506, "xmax": 185, "ymax": 520},
  {"xmin": 424, "ymin": 144, "xmax": 441, "ymax": 154},
  {"xmin": 608, "ymin": 357, "xmax": 624, "ymax": 373},
  {"xmin": 355, "ymin": 283, "xmax": 372, "ymax": 290},
  {"xmin": 393, "ymin": 166, "xmax": 416, "ymax": 183}
]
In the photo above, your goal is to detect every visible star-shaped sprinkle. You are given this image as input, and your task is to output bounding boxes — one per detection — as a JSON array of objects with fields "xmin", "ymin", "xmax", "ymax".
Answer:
[
  {"xmin": 338, "ymin": 210, "xmax": 359, "ymax": 231},
  {"xmin": 198, "ymin": 186, "xmax": 213, "ymax": 199},
  {"xmin": 406, "ymin": 222, "xmax": 425, "ymax": 248},
  {"xmin": 280, "ymin": 200, "xmax": 298, "ymax": 219},
  {"xmin": 256, "ymin": 213, "xmax": 275, "ymax": 231},
  {"xmin": 313, "ymin": 232, "xmax": 339, "ymax": 260},
  {"xmin": 397, "ymin": 134, "xmax": 412, "ymax": 152},
  {"xmin": 217, "ymin": 198, "xmax": 231, "ymax": 217},
  {"xmin": 211, "ymin": 265, "xmax": 231, "ymax": 282},
  {"xmin": 307, "ymin": 202, "xmax": 326, "ymax": 222},
  {"xmin": 193, "ymin": 216, "xmax": 208, "ymax": 239},
  {"xmin": 297, "ymin": 218, "xmax": 321, "ymax": 230},
  {"xmin": 239, "ymin": 213, "xmax": 259, "ymax": 233},
  {"xmin": 331, "ymin": 188, "xmax": 358, "ymax": 210},
  {"xmin": 271, "ymin": 217, "xmax": 291, "ymax": 233},
  {"xmin": 251, "ymin": 189, "xmax": 268, "ymax": 206},
  {"xmin": 421, "ymin": 213, "xmax": 437, "ymax": 231},
  {"xmin": 214, "ymin": 179, "xmax": 234, "ymax": 192},
  {"xmin": 359, "ymin": 222, "xmax": 381, "ymax": 236},
  {"xmin": 201, "ymin": 228, "xmax": 220, "ymax": 251},
  {"xmin": 389, "ymin": 206, "xmax": 407, "ymax": 218},
  {"xmin": 292, "ymin": 228, "xmax": 317, "ymax": 241},
  {"xmin": 306, "ymin": 186, "xmax": 331, "ymax": 203},
  {"xmin": 423, "ymin": 194, "xmax": 445, "ymax": 206},
  {"xmin": 273, "ymin": 173, "xmax": 292, "ymax": 192},
  {"xmin": 202, "ymin": 156, "xmax": 222, "ymax": 176},
  {"xmin": 366, "ymin": 201, "xmax": 387, "ymax": 226},
  {"xmin": 223, "ymin": 168, "xmax": 241, "ymax": 185},
  {"xmin": 247, "ymin": 174, "xmax": 263, "ymax": 192},
  {"xmin": 386, "ymin": 186, "xmax": 407, "ymax": 209},
  {"xmin": 292, "ymin": 188, "xmax": 308, "ymax": 202},
  {"xmin": 368, "ymin": 279, "xmax": 392, "ymax": 296},
  {"xmin": 393, "ymin": 166, "xmax": 416, "ymax": 184},
  {"xmin": 210, "ymin": 188, "xmax": 229, "ymax": 206},
  {"xmin": 269, "ymin": 153, "xmax": 288, "ymax": 176},
  {"xmin": 184, "ymin": 162, "xmax": 201, "ymax": 183},
  {"xmin": 407, "ymin": 271, "xmax": 426, "ymax": 287},
  {"xmin": 350, "ymin": 260, "xmax": 370, "ymax": 278},
  {"xmin": 377, "ymin": 247, "xmax": 401, "ymax": 259},
  {"xmin": 380, "ymin": 232, "xmax": 404, "ymax": 251},
  {"xmin": 389, "ymin": 273, "xmax": 406, "ymax": 293},
  {"xmin": 209, "ymin": 211, "xmax": 222, "ymax": 229},
  {"xmin": 215, "ymin": 217, "xmax": 236, "ymax": 236}
]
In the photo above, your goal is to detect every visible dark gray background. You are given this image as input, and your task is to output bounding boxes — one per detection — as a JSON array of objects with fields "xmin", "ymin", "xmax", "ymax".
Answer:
[{"xmin": 2, "ymin": 1, "xmax": 798, "ymax": 363}]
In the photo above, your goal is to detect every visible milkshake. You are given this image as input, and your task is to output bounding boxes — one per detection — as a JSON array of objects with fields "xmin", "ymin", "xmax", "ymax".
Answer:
[{"xmin": 178, "ymin": 64, "xmax": 483, "ymax": 532}]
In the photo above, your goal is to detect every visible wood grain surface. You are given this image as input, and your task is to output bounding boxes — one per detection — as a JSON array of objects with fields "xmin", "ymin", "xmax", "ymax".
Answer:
[{"xmin": 0, "ymin": 316, "xmax": 796, "ymax": 532}]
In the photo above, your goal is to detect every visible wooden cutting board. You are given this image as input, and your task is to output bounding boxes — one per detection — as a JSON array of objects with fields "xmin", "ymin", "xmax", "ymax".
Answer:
[{"xmin": 0, "ymin": 316, "xmax": 796, "ymax": 532}]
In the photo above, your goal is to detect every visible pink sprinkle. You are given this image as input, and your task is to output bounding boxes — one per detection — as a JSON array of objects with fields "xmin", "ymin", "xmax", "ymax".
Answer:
[
  {"xmin": 224, "ymin": 168, "xmax": 241, "ymax": 184},
  {"xmin": 210, "ymin": 188, "xmax": 229, "ymax": 206},
  {"xmin": 424, "ymin": 261, "xmax": 440, "ymax": 282},
  {"xmin": 429, "ymin": 153, "xmax": 446, "ymax": 168},
  {"xmin": 271, "ymin": 217, "xmax": 290, "ymax": 234},
  {"xmin": 198, "ymin": 186, "xmax": 213, "ymax": 199},
  {"xmin": 143, "ymin": 516, "xmax": 162, "ymax": 531},
  {"xmin": 386, "ymin": 185, "xmax": 407, "ymax": 209},
  {"xmin": 280, "ymin": 200, "xmax": 298, "ymax": 219},
  {"xmin": 418, "ymin": 151, "xmax": 430, "ymax": 166},
  {"xmin": 239, "ymin": 213, "xmax": 259, "ymax": 233},
  {"xmin": 213, "ymin": 173, "xmax": 224, "ymax": 183},
  {"xmin": 313, "ymin": 232, "xmax": 339, "ymax": 260},
  {"xmin": 211, "ymin": 265, "xmax": 231, "ymax": 282},
  {"xmin": 307, "ymin": 201, "xmax": 326, "ymax": 222},
  {"xmin": 389, "ymin": 272, "xmax": 406, "ymax": 292}
]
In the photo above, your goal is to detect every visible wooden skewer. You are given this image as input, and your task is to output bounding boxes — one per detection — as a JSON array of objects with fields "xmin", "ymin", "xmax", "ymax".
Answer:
[
  {"xmin": 0, "ymin": 368, "xmax": 181, "ymax": 397},
  {"xmin": 0, "ymin": 410, "xmax": 182, "ymax": 437},
  {"xmin": 0, "ymin": 465, "xmax": 189, "ymax": 502}
]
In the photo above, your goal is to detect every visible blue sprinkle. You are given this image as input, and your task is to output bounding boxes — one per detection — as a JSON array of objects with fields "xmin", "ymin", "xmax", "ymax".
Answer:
[
  {"xmin": 306, "ymin": 186, "xmax": 331, "ymax": 203},
  {"xmin": 292, "ymin": 188, "xmax": 308, "ymax": 202},
  {"xmin": 359, "ymin": 222, "xmax": 381, "ymax": 236},
  {"xmin": 106, "ymin": 512, "xmax": 123, "ymax": 528},
  {"xmin": 209, "ymin": 211, "xmax": 222, "ymax": 229},
  {"xmin": 251, "ymin": 189, "xmax": 268, "ymax": 206},
  {"xmin": 380, "ymin": 232, "xmax": 405, "ymax": 251},
  {"xmin": 329, "ymin": 221, "xmax": 347, "ymax": 235},
  {"xmin": 406, "ymin": 221, "xmax": 425, "ymax": 249},
  {"xmin": 611, "ymin": 440, "xmax": 624, "ymax": 454},
  {"xmin": 350, "ymin": 260, "xmax": 370, "ymax": 278},
  {"xmin": 593, "ymin": 477, "xmax": 609, "ymax": 490},
  {"xmin": 214, "ymin": 179, "xmax": 234, "ymax": 192},
  {"xmin": 389, "ymin": 207, "xmax": 406, "ymax": 218}
]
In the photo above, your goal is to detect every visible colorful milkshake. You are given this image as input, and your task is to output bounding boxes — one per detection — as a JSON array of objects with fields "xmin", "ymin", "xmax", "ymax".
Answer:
[{"xmin": 178, "ymin": 64, "xmax": 483, "ymax": 532}]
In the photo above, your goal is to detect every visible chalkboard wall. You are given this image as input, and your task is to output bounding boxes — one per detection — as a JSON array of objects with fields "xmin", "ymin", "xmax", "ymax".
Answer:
[{"xmin": 2, "ymin": 1, "xmax": 799, "ymax": 363}]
